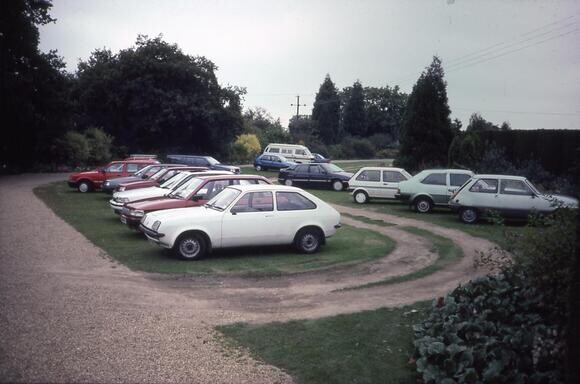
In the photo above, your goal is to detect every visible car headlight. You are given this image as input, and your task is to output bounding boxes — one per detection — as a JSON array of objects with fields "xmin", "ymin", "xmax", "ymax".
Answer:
[
  {"xmin": 118, "ymin": 186, "xmax": 126, "ymax": 191},
  {"xmin": 131, "ymin": 209, "xmax": 145, "ymax": 218},
  {"xmin": 116, "ymin": 197, "xmax": 129, "ymax": 203},
  {"xmin": 104, "ymin": 181, "xmax": 110, "ymax": 187},
  {"xmin": 152, "ymin": 220, "xmax": 161, "ymax": 231}
]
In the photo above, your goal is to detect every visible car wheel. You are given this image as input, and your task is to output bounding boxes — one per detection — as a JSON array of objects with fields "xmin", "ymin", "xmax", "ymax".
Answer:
[
  {"xmin": 332, "ymin": 180, "xmax": 344, "ymax": 191},
  {"xmin": 255, "ymin": 165, "xmax": 262, "ymax": 171},
  {"xmin": 284, "ymin": 179, "xmax": 293, "ymax": 186},
  {"xmin": 295, "ymin": 228, "xmax": 322, "ymax": 254},
  {"xmin": 78, "ymin": 181, "xmax": 92, "ymax": 193},
  {"xmin": 460, "ymin": 208, "xmax": 479, "ymax": 224},
  {"xmin": 414, "ymin": 197, "xmax": 432, "ymax": 213},
  {"xmin": 353, "ymin": 191, "xmax": 368, "ymax": 204},
  {"xmin": 175, "ymin": 232, "xmax": 206, "ymax": 260}
]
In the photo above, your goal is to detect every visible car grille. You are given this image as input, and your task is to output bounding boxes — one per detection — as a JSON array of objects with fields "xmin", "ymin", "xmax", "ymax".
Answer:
[{"xmin": 121, "ymin": 207, "xmax": 130, "ymax": 216}]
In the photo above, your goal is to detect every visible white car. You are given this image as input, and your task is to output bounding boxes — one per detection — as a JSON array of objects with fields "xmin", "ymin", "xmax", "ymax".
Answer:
[
  {"xmin": 109, "ymin": 170, "xmax": 232, "ymax": 214},
  {"xmin": 449, "ymin": 174, "xmax": 578, "ymax": 223},
  {"xmin": 348, "ymin": 167, "xmax": 412, "ymax": 204},
  {"xmin": 140, "ymin": 184, "xmax": 342, "ymax": 260}
]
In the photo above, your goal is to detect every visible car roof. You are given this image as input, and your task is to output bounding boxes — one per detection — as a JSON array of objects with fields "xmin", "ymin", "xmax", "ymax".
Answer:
[
  {"xmin": 180, "ymin": 170, "xmax": 232, "ymax": 176},
  {"xmin": 357, "ymin": 166, "xmax": 406, "ymax": 172},
  {"xmin": 226, "ymin": 184, "xmax": 304, "ymax": 193},
  {"xmin": 472, "ymin": 174, "xmax": 528, "ymax": 180},
  {"xmin": 195, "ymin": 174, "xmax": 269, "ymax": 181},
  {"xmin": 111, "ymin": 159, "xmax": 159, "ymax": 164}
]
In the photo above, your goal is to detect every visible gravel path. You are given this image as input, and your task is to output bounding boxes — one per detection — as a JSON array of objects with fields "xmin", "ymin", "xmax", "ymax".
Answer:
[{"xmin": 0, "ymin": 174, "xmax": 497, "ymax": 383}]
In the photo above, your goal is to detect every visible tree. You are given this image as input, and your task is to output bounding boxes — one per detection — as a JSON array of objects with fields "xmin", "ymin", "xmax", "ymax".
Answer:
[
  {"xmin": 1, "ymin": 0, "xmax": 72, "ymax": 171},
  {"xmin": 242, "ymin": 107, "xmax": 290, "ymax": 148},
  {"xmin": 72, "ymin": 35, "xmax": 245, "ymax": 158},
  {"xmin": 397, "ymin": 56, "xmax": 455, "ymax": 171},
  {"xmin": 466, "ymin": 113, "xmax": 500, "ymax": 132},
  {"xmin": 312, "ymin": 74, "xmax": 340, "ymax": 144},
  {"xmin": 365, "ymin": 85, "xmax": 408, "ymax": 142},
  {"xmin": 231, "ymin": 133, "xmax": 261, "ymax": 163},
  {"xmin": 342, "ymin": 80, "xmax": 367, "ymax": 137}
]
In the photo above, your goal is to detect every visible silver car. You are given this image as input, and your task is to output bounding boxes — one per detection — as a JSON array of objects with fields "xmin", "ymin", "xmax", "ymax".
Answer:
[{"xmin": 449, "ymin": 174, "xmax": 578, "ymax": 224}]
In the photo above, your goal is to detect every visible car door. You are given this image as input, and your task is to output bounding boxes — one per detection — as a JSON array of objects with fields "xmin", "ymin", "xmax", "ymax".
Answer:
[
  {"xmin": 468, "ymin": 178, "xmax": 500, "ymax": 213},
  {"xmin": 498, "ymin": 179, "xmax": 540, "ymax": 218},
  {"xmin": 355, "ymin": 170, "xmax": 381, "ymax": 197},
  {"xmin": 419, "ymin": 172, "xmax": 448, "ymax": 204},
  {"xmin": 105, "ymin": 163, "xmax": 125, "ymax": 179},
  {"xmin": 221, "ymin": 191, "xmax": 277, "ymax": 247},
  {"xmin": 292, "ymin": 164, "xmax": 310, "ymax": 185},
  {"xmin": 308, "ymin": 164, "xmax": 328, "ymax": 188},
  {"xmin": 382, "ymin": 170, "xmax": 407, "ymax": 198}
]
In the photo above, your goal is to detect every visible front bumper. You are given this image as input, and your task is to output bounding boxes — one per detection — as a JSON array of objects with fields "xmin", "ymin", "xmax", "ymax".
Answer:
[
  {"xmin": 139, "ymin": 223, "xmax": 170, "ymax": 248},
  {"xmin": 120, "ymin": 213, "xmax": 142, "ymax": 228},
  {"xmin": 109, "ymin": 199, "xmax": 124, "ymax": 214}
]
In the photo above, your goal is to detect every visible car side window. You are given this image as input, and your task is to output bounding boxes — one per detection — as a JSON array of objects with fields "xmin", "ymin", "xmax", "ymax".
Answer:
[
  {"xmin": 126, "ymin": 163, "xmax": 139, "ymax": 173},
  {"xmin": 271, "ymin": 148, "xmax": 279, "ymax": 153},
  {"xmin": 421, "ymin": 173, "xmax": 446, "ymax": 186},
  {"xmin": 469, "ymin": 179, "xmax": 498, "ymax": 193},
  {"xmin": 382, "ymin": 171, "xmax": 406, "ymax": 182},
  {"xmin": 276, "ymin": 192, "xmax": 317, "ymax": 211},
  {"xmin": 106, "ymin": 163, "xmax": 124, "ymax": 173},
  {"xmin": 295, "ymin": 165, "xmax": 309, "ymax": 173},
  {"xmin": 500, "ymin": 179, "xmax": 533, "ymax": 196},
  {"xmin": 309, "ymin": 165, "xmax": 323, "ymax": 174},
  {"xmin": 231, "ymin": 192, "xmax": 274, "ymax": 212},
  {"xmin": 282, "ymin": 149, "xmax": 292, "ymax": 154},
  {"xmin": 356, "ymin": 170, "xmax": 380, "ymax": 182},
  {"xmin": 295, "ymin": 149, "xmax": 305, "ymax": 155},
  {"xmin": 450, "ymin": 173, "xmax": 471, "ymax": 187}
]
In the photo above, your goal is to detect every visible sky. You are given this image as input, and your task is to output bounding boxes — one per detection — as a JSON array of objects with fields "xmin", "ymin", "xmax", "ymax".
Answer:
[{"xmin": 39, "ymin": 0, "xmax": 580, "ymax": 130}]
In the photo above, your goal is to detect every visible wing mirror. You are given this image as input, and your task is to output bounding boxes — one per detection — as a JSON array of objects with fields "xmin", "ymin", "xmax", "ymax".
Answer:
[{"xmin": 191, "ymin": 195, "xmax": 203, "ymax": 202}]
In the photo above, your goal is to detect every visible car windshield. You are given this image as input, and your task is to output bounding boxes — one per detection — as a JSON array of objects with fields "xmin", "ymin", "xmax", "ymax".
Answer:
[
  {"xmin": 160, "ymin": 172, "xmax": 188, "ymax": 189},
  {"xmin": 150, "ymin": 168, "xmax": 166, "ymax": 180},
  {"xmin": 526, "ymin": 180, "xmax": 544, "ymax": 195},
  {"xmin": 205, "ymin": 188, "xmax": 240, "ymax": 211},
  {"xmin": 134, "ymin": 165, "xmax": 151, "ymax": 176},
  {"xmin": 168, "ymin": 178, "xmax": 204, "ymax": 199},
  {"xmin": 206, "ymin": 157, "xmax": 220, "ymax": 165},
  {"xmin": 278, "ymin": 155, "xmax": 289, "ymax": 162},
  {"xmin": 322, "ymin": 163, "xmax": 344, "ymax": 173}
]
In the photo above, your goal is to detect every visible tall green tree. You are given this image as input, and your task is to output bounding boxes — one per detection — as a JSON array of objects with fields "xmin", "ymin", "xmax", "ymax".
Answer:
[
  {"xmin": 242, "ymin": 107, "xmax": 290, "ymax": 148},
  {"xmin": 397, "ymin": 56, "xmax": 455, "ymax": 171},
  {"xmin": 312, "ymin": 74, "xmax": 340, "ymax": 144},
  {"xmin": 342, "ymin": 80, "xmax": 367, "ymax": 137},
  {"xmin": 365, "ymin": 85, "xmax": 408, "ymax": 142},
  {"xmin": 73, "ymin": 35, "xmax": 245, "ymax": 157},
  {"xmin": 1, "ymin": 0, "xmax": 71, "ymax": 170}
]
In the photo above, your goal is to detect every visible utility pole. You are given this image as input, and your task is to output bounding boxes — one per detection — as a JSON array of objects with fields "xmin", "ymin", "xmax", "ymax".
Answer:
[{"xmin": 290, "ymin": 95, "xmax": 307, "ymax": 119}]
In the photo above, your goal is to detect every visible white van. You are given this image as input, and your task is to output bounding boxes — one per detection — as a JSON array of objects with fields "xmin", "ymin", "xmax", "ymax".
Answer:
[{"xmin": 263, "ymin": 143, "xmax": 315, "ymax": 163}]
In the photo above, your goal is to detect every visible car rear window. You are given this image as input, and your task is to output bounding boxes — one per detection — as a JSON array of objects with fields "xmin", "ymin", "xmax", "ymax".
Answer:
[
  {"xmin": 421, "ymin": 173, "xmax": 446, "ymax": 186},
  {"xmin": 450, "ymin": 173, "xmax": 471, "ymax": 187},
  {"xmin": 469, "ymin": 179, "xmax": 498, "ymax": 193},
  {"xmin": 500, "ymin": 179, "xmax": 532, "ymax": 196},
  {"xmin": 383, "ymin": 171, "xmax": 407, "ymax": 182},
  {"xmin": 276, "ymin": 192, "xmax": 317, "ymax": 211},
  {"xmin": 126, "ymin": 163, "xmax": 140, "ymax": 173}
]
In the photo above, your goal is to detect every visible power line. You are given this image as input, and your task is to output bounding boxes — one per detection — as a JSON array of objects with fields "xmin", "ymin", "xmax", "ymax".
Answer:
[{"xmin": 454, "ymin": 107, "xmax": 580, "ymax": 117}]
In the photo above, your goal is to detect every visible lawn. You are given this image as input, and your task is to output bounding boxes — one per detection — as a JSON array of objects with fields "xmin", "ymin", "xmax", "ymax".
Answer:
[
  {"xmin": 34, "ymin": 181, "xmax": 395, "ymax": 275},
  {"xmin": 218, "ymin": 301, "xmax": 430, "ymax": 384}
]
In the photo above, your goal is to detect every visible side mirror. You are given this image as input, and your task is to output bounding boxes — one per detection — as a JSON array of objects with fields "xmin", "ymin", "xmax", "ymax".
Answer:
[{"xmin": 192, "ymin": 195, "xmax": 203, "ymax": 202}]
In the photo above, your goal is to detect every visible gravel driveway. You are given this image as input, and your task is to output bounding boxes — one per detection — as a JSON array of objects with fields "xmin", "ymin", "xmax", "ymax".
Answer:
[{"xmin": 0, "ymin": 174, "xmax": 497, "ymax": 383}]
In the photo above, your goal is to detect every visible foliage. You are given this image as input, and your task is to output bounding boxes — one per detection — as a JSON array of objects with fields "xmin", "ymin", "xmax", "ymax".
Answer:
[
  {"xmin": 1, "ymin": 0, "xmax": 72, "ymax": 171},
  {"xmin": 448, "ymin": 132, "xmax": 483, "ymax": 169},
  {"xmin": 231, "ymin": 133, "xmax": 261, "ymax": 164},
  {"xmin": 242, "ymin": 108, "xmax": 290, "ymax": 149},
  {"xmin": 84, "ymin": 127, "xmax": 113, "ymax": 164},
  {"xmin": 397, "ymin": 57, "xmax": 455, "ymax": 172},
  {"xmin": 364, "ymin": 85, "xmax": 408, "ymax": 141},
  {"xmin": 342, "ymin": 80, "xmax": 367, "ymax": 137},
  {"xmin": 289, "ymin": 115, "xmax": 317, "ymax": 144},
  {"xmin": 56, "ymin": 131, "xmax": 90, "ymax": 166},
  {"xmin": 312, "ymin": 74, "xmax": 341, "ymax": 144},
  {"xmin": 413, "ymin": 273, "xmax": 565, "ymax": 384},
  {"xmin": 340, "ymin": 137, "xmax": 376, "ymax": 159},
  {"xmin": 73, "ymin": 35, "xmax": 245, "ymax": 158}
]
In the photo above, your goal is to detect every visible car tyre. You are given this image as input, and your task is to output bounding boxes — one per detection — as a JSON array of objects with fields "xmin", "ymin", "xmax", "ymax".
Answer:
[
  {"xmin": 332, "ymin": 180, "xmax": 344, "ymax": 191},
  {"xmin": 294, "ymin": 228, "xmax": 322, "ymax": 254},
  {"xmin": 175, "ymin": 232, "xmax": 207, "ymax": 260},
  {"xmin": 284, "ymin": 179, "xmax": 293, "ymax": 186},
  {"xmin": 460, "ymin": 208, "xmax": 479, "ymax": 224},
  {"xmin": 353, "ymin": 191, "xmax": 368, "ymax": 204},
  {"xmin": 414, "ymin": 197, "xmax": 432, "ymax": 213},
  {"xmin": 255, "ymin": 165, "xmax": 262, "ymax": 171},
  {"xmin": 78, "ymin": 181, "xmax": 92, "ymax": 193}
]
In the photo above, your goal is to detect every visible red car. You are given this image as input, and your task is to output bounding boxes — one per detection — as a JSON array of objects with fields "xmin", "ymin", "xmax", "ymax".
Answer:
[
  {"xmin": 121, "ymin": 174, "xmax": 271, "ymax": 229},
  {"xmin": 116, "ymin": 166, "xmax": 208, "ymax": 192},
  {"xmin": 68, "ymin": 158, "xmax": 160, "ymax": 193}
]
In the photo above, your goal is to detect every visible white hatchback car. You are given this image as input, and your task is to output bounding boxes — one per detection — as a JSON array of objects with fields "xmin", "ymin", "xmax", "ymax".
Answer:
[
  {"xmin": 140, "ymin": 184, "xmax": 342, "ymax": 260},
  {"xmin": 449, "ymin": 174, "xmax": 578, "ymax": 223},
  {"xmin": 348, "ymin": 167, "xmax": 412, "ymax": 204}
]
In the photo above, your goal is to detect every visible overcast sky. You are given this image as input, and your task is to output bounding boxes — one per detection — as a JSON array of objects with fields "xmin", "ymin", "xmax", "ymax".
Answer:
[{"xmin": 39, "ymin": 0, "xmax": 580, "ymax": 130}]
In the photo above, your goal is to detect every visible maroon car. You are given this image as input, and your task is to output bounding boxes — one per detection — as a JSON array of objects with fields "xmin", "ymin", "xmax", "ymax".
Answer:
[
  {"xmin": 116, "ymin": 166, "xmax": 208, "ymax": 192},
  {"xmin": 120, "ymin": 174, "xmax": 271, "ymax": 229}
]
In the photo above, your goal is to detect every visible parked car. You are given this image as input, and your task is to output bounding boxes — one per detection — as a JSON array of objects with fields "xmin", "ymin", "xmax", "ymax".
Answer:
[
  {"xmin": 395, "ymin": 169, "xmax": 474, "ymax": 213},
  {"xmin": 109, "ymin": 170, "xmax": 233, "ymax": 214},
  {"xmin": 263, "ymin": 143, "xmax": 315, "ymax": 163},
  {"xmin": 101, "ymin": 164, "xmax": 184, "ymax": 193},
  {"xmin": 278, "ymin": 163, "xmax": 354, "ymax": 191},
  {"xmin": 140, "ymin": 184, "xmax": 342, "ymax": 260},
  {"xmin": 121, "ymin": 174, "xmax": 271, "ymax": 229},
  {"xmin": 312, "ymin": 153, "xmax": 331, "ymax": 163},
  {"xmin": 449, "ymin": 174, "xmax": 578, "ymax": 223},
  {"xmin": 116, "ymin": 166, "xmax": 206, "ymax": 192},
  {"xmin": 253, "ymin": 154, "xmax": 296, "ymax": 171},
  {"xmin": 348, "ymin": 167, "xmax": 412, "ymax": 204},
  {"xmin": 166, "ymin": 155, "xmax": 240, "ymax": 173},
  {"xmin": 68, "ymin": 158, "xmax": 160, "ymax": 193}
]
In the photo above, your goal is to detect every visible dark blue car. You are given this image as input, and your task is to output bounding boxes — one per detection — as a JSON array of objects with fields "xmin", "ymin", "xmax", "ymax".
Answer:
[
  {"xmin": 278, "ymin": 163, "xmax": 353, "ymax": 191},
  {"xmin": 312, "ymin": 153, "xmax": 331, "ymax": 163},
  {"xmin": 167, "ymin": 155, "xmax": 240, "ymax": 173},
  {"xmin": 254, "ymin": 154, "xmax": 296, "ymax": 171}
]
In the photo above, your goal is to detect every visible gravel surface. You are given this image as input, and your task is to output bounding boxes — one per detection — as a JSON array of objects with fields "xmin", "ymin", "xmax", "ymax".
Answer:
[{"xmin": 0, "ymin": 174, "xmax": 498, "ymax": 383}]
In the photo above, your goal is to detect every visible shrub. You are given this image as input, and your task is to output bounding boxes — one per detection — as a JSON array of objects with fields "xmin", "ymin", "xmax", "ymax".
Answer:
[
  {"xmin": 84, "ymin": 127, "xmax": 113, "ymax": 164},
  {"xmin": 57, "ymin": 131, "xmax": 90, "ymax": 167},
  {"xmin": 413, "ymin": 273, "xmax": 565, "ymax": 383},
  {"xmin": 230, "ymin": 134, "xmax": 261, "ymax": 163}
]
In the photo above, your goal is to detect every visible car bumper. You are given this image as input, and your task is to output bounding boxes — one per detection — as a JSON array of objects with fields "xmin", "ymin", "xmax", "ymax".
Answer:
[
  {"xmin": 448, "ymin": 201, "xmax": 461, "ymax": 212},
  {"xmin": 139, "ymin": 224, "xmax": 170, "ymax": 248},
  {"xmin": 109, "ymin": 200, "xmax": 124, "ymax": 214},
  {"xmin": 120, "ymin": 214, "xmax": 142, "ymax": 228},
  {"xmin": 101, "ymin": 184, "xmax": 116, "ymax": 194}
]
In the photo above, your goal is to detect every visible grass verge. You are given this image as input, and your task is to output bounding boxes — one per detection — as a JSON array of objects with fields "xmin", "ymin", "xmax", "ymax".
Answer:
[
  {"xmin": 34, "ymin": 181, "xmax": 394, "ymax": 275},
  {"xmin": 217, "ymin": 301, "xmax": 430, "ymax": 384}
]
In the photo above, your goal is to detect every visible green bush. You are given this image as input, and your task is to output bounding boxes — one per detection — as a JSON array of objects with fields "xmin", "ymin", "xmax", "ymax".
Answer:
[
  {"xmin": 85, "ymin": 127, "xmax": 113, "ymax": 164},
  {"xmin": 413, "ymin": 273, "xmax": 565, "ymax": 384},
  {"xmin": 57, "ymin": 131, "xmax": 90, "ymax": 166}
]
